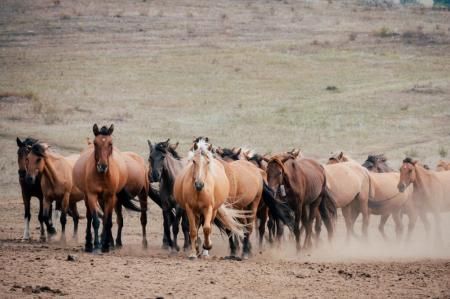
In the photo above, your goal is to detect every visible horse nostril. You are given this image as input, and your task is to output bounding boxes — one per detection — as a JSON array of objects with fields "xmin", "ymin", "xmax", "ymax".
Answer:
[
  {"xmin": 25, "ymin": 176, "xmax": 33, "ymax": 185},
  {"xmin": 194, "ymin": 181, "xmax": 204, "ymax": 191}
]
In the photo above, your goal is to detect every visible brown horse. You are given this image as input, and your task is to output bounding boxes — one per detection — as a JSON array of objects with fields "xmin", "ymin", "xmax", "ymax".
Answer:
[
  {"xmin": 16, "ymin": 137, "xmax": 56, "ymax": 241},
  {"xmin": 362, "ymin": 155, "xmax": 417, "ymax": 241},
  {"xmin": 398, "ymin": 157, "xmax": 450, "ymax": 243},
  {"xmin": 174, "ymin": 140, "xmax": 245, "ymax": 259},
  {"xmin": 436, "ymin": 160, "xmax": 450, "ymax": 172},
  {"xmin": 267, "ymin": 154, "xmax": 336, "ymax": 251},
  {"xmin": 73, "ymin": 124, "xmax": 141, "ymax": 252},
  {"xmin": 25, "ymin": 143, "xmax": 84, "ymax": 242},
  {"xmin": 326, "ymin": 152, "xmax": 371, "ymax": 240}
]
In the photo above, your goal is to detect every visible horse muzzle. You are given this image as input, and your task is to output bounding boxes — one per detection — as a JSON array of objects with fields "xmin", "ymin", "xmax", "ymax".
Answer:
[
  {"xmin": 194, "ymin": 181, "xmax": 204, "ymax": 191},
  {"xmin": 25, "ymin": 175, "xmax": 35, "ymax": 185},
  {"xmin": 151, "ymin": 170, "xmax": 161, "ymax": 182},
  {"xmin": 97, "ymin": 163, "xmax": 108, "ymax": 173}
]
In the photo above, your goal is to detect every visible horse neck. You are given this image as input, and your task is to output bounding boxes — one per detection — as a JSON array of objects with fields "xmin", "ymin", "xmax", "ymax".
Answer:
[
  {"xmin": 413, "ymin": 164, "xmax": 432, "ymax": 191},
  {"xmin": 43, "ymin": 153, "xmax": 63, "ymax": 187}
]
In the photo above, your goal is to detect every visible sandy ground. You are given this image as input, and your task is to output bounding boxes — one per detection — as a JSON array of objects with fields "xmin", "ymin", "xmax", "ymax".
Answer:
[
  {"xmin": 1, "ymin": 0, "xmax": 450, "ymax": 297},
  {"xmin": 0, "ymin": 195, "xmax": 449, "ymax": 298}
]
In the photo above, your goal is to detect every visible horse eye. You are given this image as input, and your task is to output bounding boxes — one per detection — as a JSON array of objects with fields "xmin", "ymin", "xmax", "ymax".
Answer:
[
  {"xmin": 192, "ymin": 160, "xmax": 196, "ymax": 164},
  {"xmin": 36, "ymin": 158, "xmax": 41, "ymax": 163}
]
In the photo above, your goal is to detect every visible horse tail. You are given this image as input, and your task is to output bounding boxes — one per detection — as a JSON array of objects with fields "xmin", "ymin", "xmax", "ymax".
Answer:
[
  {"xmin": 319, "ymin": 181, "xmax": 338, "ymax": 232},
  {"xmin": 95, "ymin": 201, "xmax": 104, "ymax": 218},
  {"xmin": 262, "ymin": 181, "xmax": 295, "ymax": 232},
  {"xmin": 117, "ymin": 188, "xmax": 141, "ymax": 212},
  {"xmin": 215, "ymin": 203, "xmax": 248, "ymax": 238}
]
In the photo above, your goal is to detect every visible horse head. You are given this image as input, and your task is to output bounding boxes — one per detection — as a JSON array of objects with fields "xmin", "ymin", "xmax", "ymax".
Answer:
[
  {"xmin": 16, "ymin": 137, "xmax": 39, "ymax": 180},
  {"xmin": 216, "ymin": 147, "xmax": 241, "ymax": 162},
  {"xmin": 266, "ymin": 155, "xmax": 292, "ymax": 199},
  {"xmin": 189, "ymin": 139, "xmax": 213, "ymax": 192},
  {"xmin": 25, "ymin": 143, "xmax": 47, "ymax": 185},
  {"xmin": 148, "ymin": 138, "xmax": 173, "ymax": 182},
  {"xmin": 93, "ymin": 123, "xmax": 114, "ymax": 174},
  {"xmin": 398, "ymin": 157, "xmax": 417, "ymax": 192}
]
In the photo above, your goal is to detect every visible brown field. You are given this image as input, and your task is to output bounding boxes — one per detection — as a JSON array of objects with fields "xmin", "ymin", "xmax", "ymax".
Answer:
[{"xmin": 1, "ymin": 0, "xmax": 450, "ymax": 298}]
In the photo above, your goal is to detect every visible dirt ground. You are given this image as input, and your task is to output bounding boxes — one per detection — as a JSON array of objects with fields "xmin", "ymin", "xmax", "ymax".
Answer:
[{"xmin": 1, "ymin": 0, "xmax": 450, "ymax": 298}]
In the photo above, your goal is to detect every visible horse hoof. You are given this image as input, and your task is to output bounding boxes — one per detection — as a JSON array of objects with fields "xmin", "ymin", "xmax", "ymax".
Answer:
[
  {"xmin": 47, "ymin": 227, "xmax": 57, "ymax": 235},
  {"xmin": 40, "ymin": 236, "xmax": 47, "ymax": 242},
  {"xmin": 85, "ymin": 245, "xmax": 93, "ymax": 253},
  {"xmin": 188, "ymin": 254, "xmax": 197, "ymax": 260},
  {"xmin": 142, "ymin": 240, "xmax": 148, "ymax": 249},
  {"xmin": 101, "ymin": 247, "xmax": 109, "ymax": 253},
  {"xmin": 242, "ymin": 253, "xmax": 250, "ymax": 260},
  {"xmin": 202, "ymin": 249, "xmax": 209, "ymax": 258},
  {"xmin": 161, "ymin": 243, "xmax": 170, "ymax": 250}
]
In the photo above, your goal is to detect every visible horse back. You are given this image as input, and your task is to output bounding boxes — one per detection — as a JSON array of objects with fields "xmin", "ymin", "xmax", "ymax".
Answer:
[
  {"xmin": 122, "ymin": 151, "xmax": 149, "ymax": 195},
  {"xmin": 324, "ymin": 163, "xmax": 363, "ymax": 208},
  {"xmin": 286, "ymin": 158, "xmax": 325, "ymax": 202}
]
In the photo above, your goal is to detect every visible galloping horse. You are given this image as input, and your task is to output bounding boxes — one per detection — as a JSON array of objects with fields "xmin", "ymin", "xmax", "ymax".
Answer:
[
  {"xmin": 16, "ymin": 137, "xmax": 55, "ymax": 241},
  {"xmin": 73, "ymin": 124, "xmax": 142, "ymax": 252},
  {"xmin": 398, "ymin": 157, "xmax": 450, "ymax": 243},
  {"xmin": 326, "ymin": 152, "xmax": 371, "ymax": 240},
  {"xmin": 267, "ymin": 154, "xmax": 337, "ymax": 251},
  {"xmin": 362, "ymin": 154, "xmax": 417, "ymax": 240},
  {"xmin": 148, "ymin": 139, "xmax": 190, "ymax": 251},
  {"xmin": 25, "ymin": 142, "xmax": 84, "ymax": 241},
  {"xmin": 174, "ymin": 140, "xmax": 245, "ymax": 259},
  {"xmin": 361, "ymin": 155, "xmax": 416, "ymax": 241}
]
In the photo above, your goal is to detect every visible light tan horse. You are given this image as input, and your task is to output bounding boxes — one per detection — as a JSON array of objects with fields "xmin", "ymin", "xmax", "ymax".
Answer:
[
  {"xmin": 436, "ymin": 160, "xmax": 450, "ymax": 172},
  {"xmin": 398, "ymin": 157, "xmax": 450, "ymax": 243},
  {"xmin": 174, "ymin": 140, "xmax": 245, "ymax": 259},
  {"xmin": 326, "ymin": 152, "xmax": 371, "ymax": 240},
  {"xmin": 25, "ymin": 143, "xmax": 84, "ymax": 241}
]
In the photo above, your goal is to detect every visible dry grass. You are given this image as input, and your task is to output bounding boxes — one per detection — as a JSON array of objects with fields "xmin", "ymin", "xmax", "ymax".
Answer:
[{"xmin": 0, "ymin": 0, "xmax": 450, "ymax": 196}]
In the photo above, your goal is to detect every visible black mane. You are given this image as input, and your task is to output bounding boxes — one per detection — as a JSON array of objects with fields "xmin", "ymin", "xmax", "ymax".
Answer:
[
  {"xmin": 155, "ymin": 141, "xmax": 181, "ymax": 160},
  {"xmin": 98, "ymin": 126, "xmax": 111, "ymax": 136},
  {"xmin": 403, "ymin": 157, "xmax": 415, "ymax": 164},
  {"xmin": 31, "ymin": 143, "xmax": 46, "ymax": 157}
]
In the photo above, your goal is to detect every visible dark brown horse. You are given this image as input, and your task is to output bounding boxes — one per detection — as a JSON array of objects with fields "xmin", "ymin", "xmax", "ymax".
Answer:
[
  {"xmin": 148, "ymin": 139, "xmax": 190, "ymax": 252},
  {"xmin": 267, "ymin": 155, "xmax": 336, "ymax": 251},
  {"xmin": 16, "ymin": 137, "xmax": 55, "ymax": 241}
]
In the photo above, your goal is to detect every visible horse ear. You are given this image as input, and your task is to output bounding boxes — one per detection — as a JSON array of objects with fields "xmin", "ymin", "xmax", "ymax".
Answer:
[
  {"xmin": 281, "ymin": 156, "xmax": 290, "ymax": 163},
  {"xmin": 291, "ymin": 149, "xmax": 300, "ymax": 157},
  {"xmin": 108, "ymin": 124, "xmax": 114, "ymax": 135},
  {"xmin": 208, "ymin": 144, "xmax": 213, "ymax": 151},
  {"xmin": 216, "ymin": 147, "xmax": 223, "ymax": 155},
  {"xmin": 16, "ymin": 137, "xmax": 24, "ymax": 147},
  {"xmin": 164, "ymin": 138, "xmax": 170, "ymax": 144},
  {"xmin": 170, "ymin": 142, "xmax": 179, "ymax": 150},
  {"xmin": 147, "ymin": 140, "xmax": 152, "ymax": 149},
  {"xmin": 262, "ymin": 155, "xmax": 270, "ymax": 162},
  {"xmin": 235, "ymin": 148, "xmax": 242, "ymax": 156},
  {"xmin": 193, "ymin": 143, "xmax": 198, "ymax": 151},
  {"xmin": 205, "ymin": 137, "xmax": 209, "ymax": 143},
  {"xmin": 338, "ymin": 152, "xmax": 344, "ymax": 160},
  {"xmin": 93, "ymin": 124, "xmax": 99, "ymax": 136}
]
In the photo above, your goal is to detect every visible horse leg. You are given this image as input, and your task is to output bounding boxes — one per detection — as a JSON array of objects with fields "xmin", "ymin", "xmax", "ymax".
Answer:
[
  {"xmin": 85, "ymin": 207, "xmax": 93, "ymax": 252},
  {"xmin": 201, "ymin": 205, "xmax": 214, "ymax": 257},
  {"xmin": 139, "ymin": 190, "xmax": 148, "ymax": 248},
  {"xmin": 419, "ymin": 210, "xmax": 431, "ymax": 237},
  {"xmin": 404, "ymin": 202, "xmax": 417, "ymax": 242},
  {"xmin": 185, "ymin": 206, "xmax": 198, "ymax": 259},
  {"xmin": 342, "ymin": 206, "xmax": 354, "ymax": 242},
  {"xmin": 172, "ymin": 207, "xmax": 182, "ymax": 252},
  {"xmin": 378, "ymin": 214, "xmax": 389, "ymax": 240},
  {"xmin": 162, "ymin": 210, "xmax": 174, "ymax": 250},
  {"xmin": 294, "ymin": 205, "xmax": 302, "ymax": 253},
  {"xmin": 22, "ymin": 194, "xmax": 31, "ymax": 241},
  {"xmin": 69, "ymin": 200, "xmax": 79, "ymax": 240},
  {"xmin": 433, "ymin": 210, "xmax": 443, "ymax": 246},
  {"xmin": 181, "ymin": 210, "xmax": 191, "ymax": 251},
  {"xmin": 392, "ymin": 210, "xmax": 404, "ymax": 241},
  {"xmin": 258, "ymin": 207, "xmax": 268, "ymax": 249},
  {"xmin": 115, "ymin": 201, "xmax": 123, "ymax": 248},
  {"xmin": 359, "ymin": 195, "xmax": 370, "ymax": 241},
  {"xmin": 275, "ymin": 219, "xmax": 284, "ymax": 245},
  {"xmin": 101, "ymin": 193, "xmax": 115, "ymax": 253},
  {"xmin": 267, "ymin": 215, "xmax": 275, "ymax": 244},
  {"xmin": 314, "ymin": 209, "xmax": 322, "ymax": 247},
  {"xmin": 305, "ymin": 200, "xmax": 320, "ymax": 250}
]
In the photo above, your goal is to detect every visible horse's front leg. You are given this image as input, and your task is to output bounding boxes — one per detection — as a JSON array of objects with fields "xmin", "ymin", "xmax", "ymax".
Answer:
[
  {"xmin": 101, "ymin": 193, "xmax": 115, "ymax": 253},
  {"xmin": 22, "ymin": 193, "xmax": 31, "ymax": 241},
  {"xmin": 185, "ymin": 206, "xmax": 198, "ymax": 259},
  {"xmin": 172, "ymin": 207, "xmax": 183, "ymax": 252},
  {"xmin": 181, "ymin": 210, "xmax": 191, "ymax": 251},
  {"xmin": 378, "ymin": 214, "xmax": 390, "ymax": 240},
  {"xmin": 139, "ymin": 191, "xmax": 148, "ymax": 248},
  {"xmin": 59, "ymin": 193, "xmax": 71, "ymax": 244},
  {"xmin": 201, "ymin": 205, "xmax": 214, "ymax": 258}
]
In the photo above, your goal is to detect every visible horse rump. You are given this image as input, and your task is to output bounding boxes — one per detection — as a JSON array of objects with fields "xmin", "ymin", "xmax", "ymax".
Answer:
[{"xmin": 262, "ymin": 181, "xmax": 295, "ymax": 232}]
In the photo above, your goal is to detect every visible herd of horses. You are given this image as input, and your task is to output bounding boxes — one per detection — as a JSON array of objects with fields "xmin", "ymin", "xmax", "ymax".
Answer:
[{"xmin": 16, "ymin": 124, "xmax": 450, "ymax": 259}]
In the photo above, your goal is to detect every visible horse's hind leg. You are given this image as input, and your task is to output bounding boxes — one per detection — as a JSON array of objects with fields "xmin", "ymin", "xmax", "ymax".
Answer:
[
  {"xmin": 378, "ymin": 214, "xmax": 389, "ymax": 240},
  {"xmin": 294, "ymin": 205, "xmax": 302, "ymax": 252},
  {"xmin": 258, "ymin": 207, "xmax": 268, "ymax": 249},
  {"xmin": 419, "ymin": 210, "xmax": 431, "ymax": 236},
  {"xmin": 342, "ymin": 206, "xmax": 354, "ymax": 241},
  {"xmin": 392, "ymin": 210, "xmax": 404, "ymax": 241},
  {"xmin": 69, "ymin": 201, "xmax": 80, "ymax": 240},
  {"xmin": 139, "ymin": 190, "xmax": 148, "ymax": 248},
  {"xmin": 404, "ymin": 202, "xmax": 417, "ymax": 242},
  {"xmin": 181, "ymin": 211, "xmax": 191, "ymax": 251},
  {"xmin": 172, "ymin": 207, "xmax": 183, "ymax": 252},
  {"xmin": 162, "ymin": 210, "xmax": 174, "ymax": 250},
  {"xmin": 304, "ymin": 200, "xmax": 320, "ymax": 250},
  {"xmin": 115, "ymin": 201, "xmax": 123, "ymax": 247},
  {"xmin": 275, "ymin": 219, "xmax": 284, "ymax": 245},
  {"xmin": 314, "ymin": 210, "xmax": 322, "ymax": 247}
]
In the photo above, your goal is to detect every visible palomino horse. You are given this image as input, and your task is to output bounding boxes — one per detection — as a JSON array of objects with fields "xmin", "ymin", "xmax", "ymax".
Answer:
[
  {"xmin": 73, "ymin": 124, "xmax": 143, "ymax": 252},
  {"xmin": 148, "ymin": 139, "xmax": 190, "ymax": 251},
  {"xmin": 174, "ymin": 140, "xmax": 245, "ymax": 259},
  {"xmin": 267, "ymin": 154, "xmax": 337, "ymax": 251},
  {"xmin": 16, "ymin": 137, "xmax": 56, "ymax": 241},
  {"xmin": 361, "ymin": 155, "xmax": 416, "ymax": 241},
  {"xmin": 398, "ymin": 157, "xmax": 450, "ymax": 243},
  {"xmin": 326, "ymin": 152, "xmax": 371, "ymax": 240},
  {"xmin": 436, "ymin": 160, "xmax": 450, "ymax": 172},
  {"xmin": 25, "ymin": 142, "xmax": 84, "ymax": 242}
]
